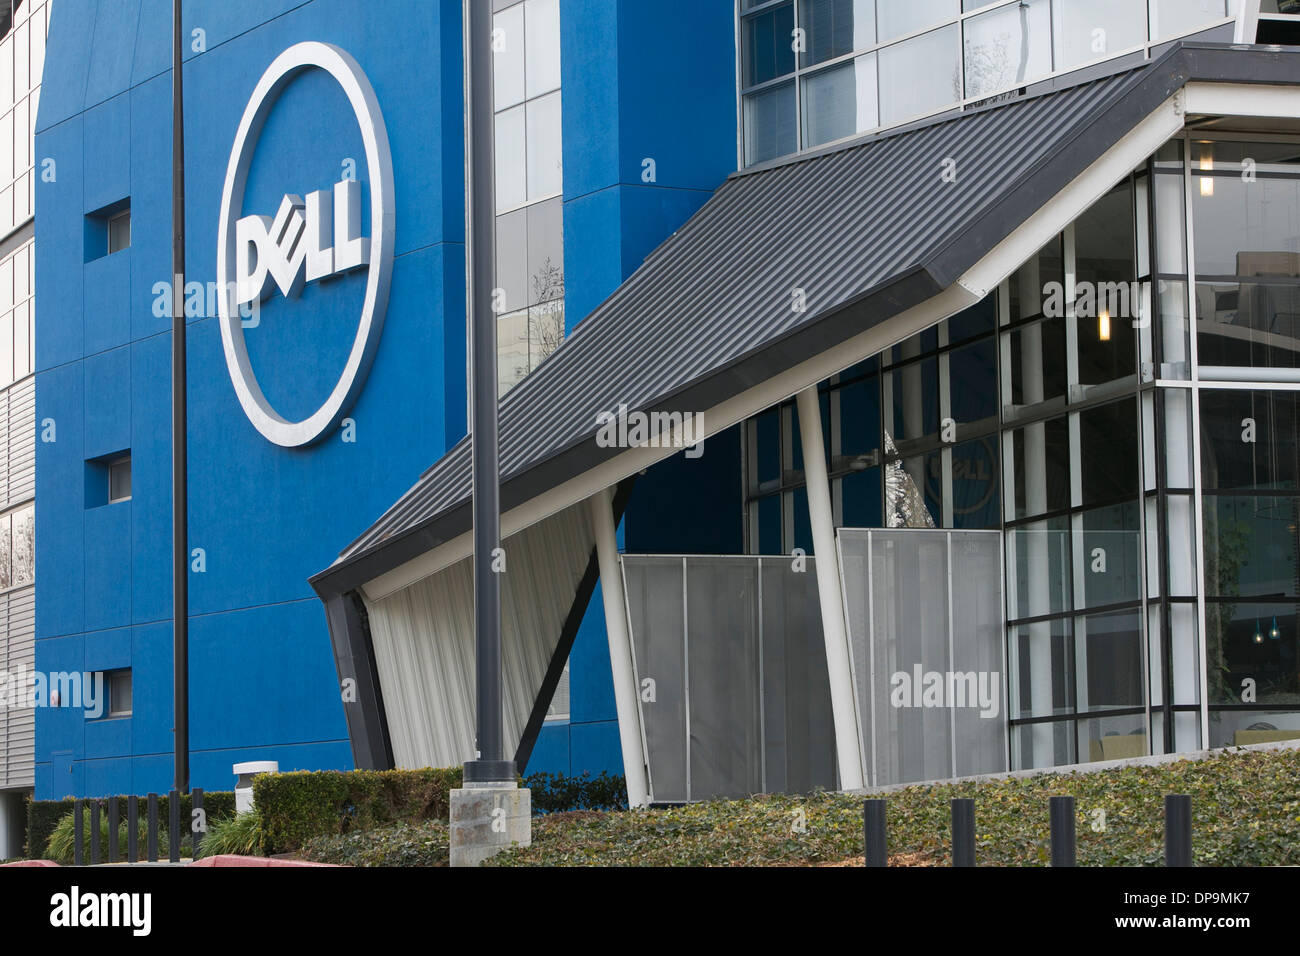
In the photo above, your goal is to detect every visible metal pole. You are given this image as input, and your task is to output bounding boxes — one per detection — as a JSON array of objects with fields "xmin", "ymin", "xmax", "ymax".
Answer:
[
  {"xmin": 863, "ymin": 798, "xmax": 887, "ymax": 867},
  {"xmin": 951, "ymin": 798, "xmax": 976, "ymax": 867},
  {"xmin": 1164, "ymin": 793, "xmax": 1193, "ymax": 867},
  {"xmin": 1049, "ymin": 795, "xmax": 1075, "ymax": 867},
  {"xmin": 463, "ymin": 0, "xmax": 511, "ymax": 784},
  {"xmin": 171, "ymin": 0, "xmax": 190, "ymax": 795}
]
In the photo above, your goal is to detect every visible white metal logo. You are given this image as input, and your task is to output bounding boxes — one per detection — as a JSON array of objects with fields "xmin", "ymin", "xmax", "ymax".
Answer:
[{"xmin": 217, "ymin": 42, "xmax": 394, "ymax": 447}]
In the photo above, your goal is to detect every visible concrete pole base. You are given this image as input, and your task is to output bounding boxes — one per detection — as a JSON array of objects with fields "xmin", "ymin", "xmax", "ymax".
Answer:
[{"xmin": 449, "ymin": 784, "xmax": 531, "ymax": 867}]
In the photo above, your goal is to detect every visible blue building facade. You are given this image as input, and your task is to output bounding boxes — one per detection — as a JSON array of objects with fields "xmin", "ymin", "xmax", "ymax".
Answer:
[{"xmin": 32, "ymin": 0, "xmax": 737, "ymax": 799}]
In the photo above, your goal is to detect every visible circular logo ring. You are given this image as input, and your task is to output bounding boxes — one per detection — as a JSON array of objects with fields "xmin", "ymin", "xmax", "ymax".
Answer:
[{"xmin": 216, "ymin": 42, "xmax": 394, "ymax": 448}]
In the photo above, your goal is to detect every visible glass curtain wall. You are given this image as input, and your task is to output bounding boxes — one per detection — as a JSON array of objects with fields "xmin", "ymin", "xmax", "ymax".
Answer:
[
  {"xmin": 737, "ymin": 0, "xmax": 1233, "ymax": 166},
  {"xmin": 493, "ymin": 0, "xmax": 565, "ymax": 397},
  {"xmin": 743, "ymin": 156, "xmax": 1240, "ymax": 771},
  {"xmin": 1190, "ymin": 136, "xmax": 1300, "ymax": 747}
]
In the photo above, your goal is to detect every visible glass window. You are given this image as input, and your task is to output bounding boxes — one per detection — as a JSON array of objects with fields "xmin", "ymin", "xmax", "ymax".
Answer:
[
  {"xmin": 494, "ymin": 105, "xmax": 526, "ymax": 212},
  {"xmin": 1075, "ymin": 181, "xmax": 1137, "ymax": 385},
  {"xmin": 108, "ymin": 457, "xmax": 131, "ymax": 503},
  {"xmin": 496, "ymin": 207, "xmax": 528, "ymax": 315},
  {"xmin": 876, "ymin": 0, "xmax": 959, "ymax": 43},
  {"xmin": 1079, "ymin": 399, "xmax": 1139, "ymax": 505},
  {"xmin": 1193, "ymin": 175, "xmax": 1300, "ymax": 278},
  {"xmin": 1151, "ymin": 0, "xmax": 1229, "ymax": 42},
  {"xmin": 798, "ymin": 0, "xmax": 875, "ymax": 67},
  {"xmin": 108, "ymin": 670, "xmax": 133, "ymax": 717},
  {"xmin": 497, "ymin": 309, "xmax": 530, "ymax": 396},
  {"xmin": 1051, "ymin": 0, "xmax": 1146, "ymax": 69},
  {"xmin": 525, "ymin": 90, "xmax": 562, "ymax": 201},
  {"xmin": 877, "ymin": 25, "xmax": 961, "ymax": 127},
  {"xmin": 744, "ymin": 81, "xmax": 797, "ymax": 167},
  {"xmin": 1007, "ymin": 317, "xmax": 1068, "ymax": 408},
  {"xmin": 524, "ymin": 0, "xmax": 561, "ymax": 98},
  {"xmin": 1206, "ymin": 601, "xmax": 1300, "ymax": 707},
  {"xmin": 526, "ymin": 196, "xmax": 564, "ymax": 306},
  {"xmin": 1199, "ymin": 389, "xmax": 1299, "ymax": 491},
  {"xmin": 963, "ymin": 0, "xmax": 1052, "ymax": 101},
  {"xmin": 493, "ymin": 3, "xmax": 525, "ymax": 110},
  {"xmin": 11, "ymin": 504, "xmax": 30, "ymax": 586},
  {"xmin": 951, "ymin": 435, "xmax": 1000, "ymax": 528},
  {"xmin": 1079, "ymin": 502, "xmax": 1142, "ymax": 608},
  {"xmin": 1196, "ymin": 281, "xmax": 1300, "ymax": 370},
  {"xmin": 1204, "ymin": 496, "xmax": 1300, "ymax": 600},
  {"xmin": 1077, "ymin": 608, "xmax": 1144, "ymax": 710},
  {"xmin": 1010, "ymin": 416, "xmax": 1071, "ymax": 518},
  {"xmin": 948, "ymin": 337, "xmax": 998, "ymax": 424},
  {"xmin": 800, "ymin": 52, "xmax": 878, "ymax": 148},
  {"xmin": 107, "ymin": 210, "xmax": 130, "ymax": 254},
  {"xmin": 1009, "ymin": 618, "xmax": 1074, "ymax": 716},
  {"xmin": 742, "ymin": 2, "xmax": 796, "ymax": 88}
]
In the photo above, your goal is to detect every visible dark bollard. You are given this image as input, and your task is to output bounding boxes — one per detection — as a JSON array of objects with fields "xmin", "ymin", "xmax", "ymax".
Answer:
[
  {"xmin": 127, "ymin": 795, "xmax": 138, "ymax": 863},
  {"xmin": 147, "ymin": 793, "xmax": 159, "ymax": 862},
  {"xmin": 951, "ymin": 798, "xmax": 976, "ymax": 867},
  {"xmin": 863, "ymin": 799, "xmax": 887, "ymax": 867},
  {"xmin": 1165, "ymin": 794, "xmax": 1193, "ymax": 867},
  {"xmin": 73, "ymin": 799, "xmax": 84, "ymax": 867},
  {"xmin": 192, "ymin": 788, "xmax": 205, "ymax": 858},
  {"xmin": 1050, "ymin": 795, "xmax": 1076, "ymax": 867},
  {"xmin": 169, "ymin": 789, "xmax": 181, "ymax": 863},
  {"xmin": 108, "ymin": 799, "xmax": 120, "ymax": 864},
  {"xmin": 89, "ymin": 801, "xmax": 101, "ymax": 865}
]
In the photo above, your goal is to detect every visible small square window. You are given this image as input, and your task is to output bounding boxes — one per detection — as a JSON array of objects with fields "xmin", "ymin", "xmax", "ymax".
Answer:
[
  {"xmin": 107, "ymin": 210, "xmax": 131, "ymax": 254},
  {"xmin": 84, "ymin": 199, "xmax": 131, "ymax": 261},
  {"xmin": 108, "ymin": 456, "xmax": 131, "ymax": 503},
  {"xmin": 100, "ymin": 669, "xmax": 132, "ymax": 718}
]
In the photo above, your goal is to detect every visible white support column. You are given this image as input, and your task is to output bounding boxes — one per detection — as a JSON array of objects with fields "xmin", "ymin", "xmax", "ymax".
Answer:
[
  {"xmin": 795, "ymin": 386, "xmax": 866, "ymax": 791},
  {"xmin": 589, "ymin": 487, "xmax": 651, "ymax": 808}
]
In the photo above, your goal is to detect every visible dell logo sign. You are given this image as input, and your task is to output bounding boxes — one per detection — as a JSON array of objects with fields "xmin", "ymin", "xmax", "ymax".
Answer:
[
  {"xmin": 216, "ymin": 42, "xmax": 394, "ymax": 448},
  {"xmin": 235, "ymin": 180, "xmax": 370, "ymax": 307}
]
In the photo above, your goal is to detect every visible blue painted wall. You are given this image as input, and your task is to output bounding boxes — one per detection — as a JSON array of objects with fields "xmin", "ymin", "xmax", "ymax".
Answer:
[
  {"xmin": 35, "ymin": 0, "xmax": 737, "ymax": 796},
  {"xmin": 35, "ymin": 0, "xmax": 467, "ymax": 798}
]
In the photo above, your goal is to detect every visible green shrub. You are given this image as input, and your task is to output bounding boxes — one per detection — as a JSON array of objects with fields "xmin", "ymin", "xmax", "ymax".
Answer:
[
  {"xmin": 26, "ymin": 791, "xmax": 235, "ymax": 860},
  {"xmin": 254, "ymin": 767, "xmax": 462, "ymax": 854},
  {"xmin": 45, "ymin": 806, "xmax": 177, "ymax": 865},
  {"xmin": 525, "ymin": 771, "xmax": 627, "ymax": 813},
  {"xmin": 195, "ymin": 812, "xmax": 264, "ymax": 858},
  {"xmin": 300, "ymin": 821, "xmax": 451, "ymax": 867}
]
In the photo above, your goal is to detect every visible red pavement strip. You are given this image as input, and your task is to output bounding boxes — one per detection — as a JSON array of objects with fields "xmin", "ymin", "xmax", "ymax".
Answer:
[{"xmin": 4, "ymin": 856, "xmax": 338, "ymax": 867}]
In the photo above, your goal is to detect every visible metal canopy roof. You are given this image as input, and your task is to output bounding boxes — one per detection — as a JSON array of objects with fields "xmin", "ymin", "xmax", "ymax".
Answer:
[{"xmin": 311, "ymin": 43, "xmax": 1300, "ymax": 598}]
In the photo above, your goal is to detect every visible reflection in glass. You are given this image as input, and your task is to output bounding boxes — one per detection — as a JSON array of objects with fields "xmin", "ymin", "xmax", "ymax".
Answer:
[
  {"xmin": 524, "ymin": 0, "xmax": 561, "ymax": 99},
  {"xmin": 1199, "ymin": 389, "xmax": 1299, "ymax": 491},
  {"xmin": 877, "ymin": 25, "xmax": 961, "ymax": 127},
  {"xmin": 963, "ymin": 0, "xmax": 1051, "ymax": 100},
  {"xmin": 1007, "ymin": 517, "xmax": 1071, "ymax": 619},
  {"xmin": 1193, "ymin": 175, "xmax": 1300, "ymax": 278},
  {"xmin": 1196, "ymin": 281, "xmax": 1300, "ymax": 370}
]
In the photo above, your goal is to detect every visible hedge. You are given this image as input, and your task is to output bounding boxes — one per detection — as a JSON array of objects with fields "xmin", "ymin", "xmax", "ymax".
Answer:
[
  {"xmin": 253, "ymin": 767, "xmax": 629, "ymax": 853},
  {"xmin": 26, "ymin": 791, "xmax": 236, "ymax": 860},
  {"xmin": 254, "ymin": 767, "xmax": 463, "ymax": 854}
]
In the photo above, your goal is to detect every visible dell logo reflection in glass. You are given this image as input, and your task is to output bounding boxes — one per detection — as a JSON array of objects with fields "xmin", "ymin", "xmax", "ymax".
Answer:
[{"xmin": 216, "ymin": 42, "xmax": 395, "ymax": 448}]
